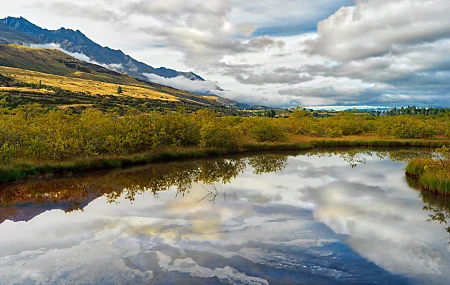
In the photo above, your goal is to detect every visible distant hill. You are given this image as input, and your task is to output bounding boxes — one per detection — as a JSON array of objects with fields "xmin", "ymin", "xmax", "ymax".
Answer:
[
  {"xmin": 0, "ymin": 17, "xmax": 204, "ymax": 82},
  {"xmin": 0, "ymin": 21, "xmax": 41, "ymax": 44},
  {"xmin": 0, "ymin": 44, "xmax": 240, "ymax": 111}
]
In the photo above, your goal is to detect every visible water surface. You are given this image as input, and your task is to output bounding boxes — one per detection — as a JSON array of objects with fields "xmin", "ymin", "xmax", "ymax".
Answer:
[{"xmin": 0, "ymin": 150, "xmax": 449, "ymax": 285}]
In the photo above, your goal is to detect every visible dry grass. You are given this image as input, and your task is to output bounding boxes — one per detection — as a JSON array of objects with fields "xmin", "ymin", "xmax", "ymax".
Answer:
[
  {"xmin": 0, "ymin": 66, "xmax": 179, "ymax": 102},
  {"xmin": 287, "ymin": 133, "xmax": 448, "ymax": 143},
  {"xmin": 0, "ymin": 86, "xmax": 55, "ymax": 95}
]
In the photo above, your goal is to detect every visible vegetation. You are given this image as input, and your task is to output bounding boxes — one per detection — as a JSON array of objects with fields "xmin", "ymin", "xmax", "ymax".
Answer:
[
  {"xmin": 406, "ymin": 146, "xmax": 450, "ymax": 195},
  {"xmin": 0, "ymin": 103, "xmax": 448, "ymax": 184}
]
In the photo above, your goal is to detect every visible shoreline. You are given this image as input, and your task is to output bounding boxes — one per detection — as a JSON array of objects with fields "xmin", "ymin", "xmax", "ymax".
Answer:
[
  {"xmin": 405, "ymin": 171, "xmax": 450, "ymax": 196},
  {"xmin": 1, "ymin": 138, "xmax": 449, "ymax": 186}
]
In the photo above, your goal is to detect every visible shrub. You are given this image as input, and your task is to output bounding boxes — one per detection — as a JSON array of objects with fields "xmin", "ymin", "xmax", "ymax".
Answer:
[
  {"xmin": 248, "ymin": 118, "xmax": 288, "ymax": 142},
  {"xmin": 200, "ymin": 122, "xmax": 244, "ymax": 151},
  {"xmin": 0, "ymin": 142, "xmax": 16, "ymax": 164}
]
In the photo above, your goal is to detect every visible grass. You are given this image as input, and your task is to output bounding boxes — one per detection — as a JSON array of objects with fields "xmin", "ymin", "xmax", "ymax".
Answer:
[
  {"xmin": 406, "ymin": 154, "xmax": 450, "ymax": 195},
  {"xmin": 405, "ymin": 158, "xmax": 430, "ymax": 178},
  {"xmin": 419, "ymin": 171, "xmax": 450, "ymax": 195},
  {"xmin": 0, "ymin": 66, "xmax": 179, "ymax": 101},
  {"xmin": 1, "ymin": 137, "xmax": 450, "ymax": 185}
]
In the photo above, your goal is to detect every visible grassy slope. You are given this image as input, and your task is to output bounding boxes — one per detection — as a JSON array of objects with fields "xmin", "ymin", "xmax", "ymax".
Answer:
[
  {"xmin": 0, "ymin": 44, "xmax": 223, "ymax": 106},
  {"xmin": 0, "ymin": 66, "xmax": 179, "ymax": 101}
]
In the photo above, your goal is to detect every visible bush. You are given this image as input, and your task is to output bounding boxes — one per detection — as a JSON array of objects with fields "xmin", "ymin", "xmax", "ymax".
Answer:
[
  {"xmin": 0, "ymin": 142, "xmax": 16, "ymax": 164},
  {"xmin": 200, "ymin": 122, "xmax": 244, "ymax": 151},
  {"xmin": 248, "ymin": 118, "xmax": 288, "ymax": 142}
]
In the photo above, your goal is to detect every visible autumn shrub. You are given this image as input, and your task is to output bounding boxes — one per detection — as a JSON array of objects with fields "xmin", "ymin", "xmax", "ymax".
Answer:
[
  {"xmin": 378, "ymin": 116, "xmax": 435, "ymax": 139},
  {"xmin": 0, "ymin": 142, "xmax": 16, "ymax": 164},
  {"xmin": 200, "ymin": 122, "xmax": 244, "ymax": 150},
  {"xmin": 247, "ymin": 118, "xmax": 289, "ymax": 142}
]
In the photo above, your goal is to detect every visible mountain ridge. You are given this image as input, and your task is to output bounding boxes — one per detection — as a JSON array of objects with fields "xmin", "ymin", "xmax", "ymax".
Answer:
[
  {"xmin": 0, "ymin": 20, "xmax": 41, "ymax": 44},
  {"xmin": 0, "ymin": 44, "xmax": 243, "ymax": 110},
  {"xmin": 0, "ymin": 17, "xmax": 204, "ymax": 82}
]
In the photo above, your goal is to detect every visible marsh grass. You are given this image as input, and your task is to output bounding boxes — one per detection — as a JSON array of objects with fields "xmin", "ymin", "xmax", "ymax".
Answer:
[
  {"xmin": 420, "ymin": 171, "xmax": 450, "ymax": 195},
  {"xmin": 405, "ymin": 158, "xmax": 431, "ymax": 178},
  {"xmin": 406, "ymin": 146, "xmax": 450, "ymax": 195}
]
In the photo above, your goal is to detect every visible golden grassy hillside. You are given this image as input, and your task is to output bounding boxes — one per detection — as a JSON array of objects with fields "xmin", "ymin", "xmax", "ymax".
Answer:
[
  {"xmin": 0, "ymin": 66, "xmax": 178, "ymax": 101},
  {"xmin": 0, "ymin": 44, "xmax": 227, "ymax": 107}
]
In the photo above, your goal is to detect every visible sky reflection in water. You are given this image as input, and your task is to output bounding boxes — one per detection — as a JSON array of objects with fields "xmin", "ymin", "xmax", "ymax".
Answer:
[{"xmin": 0, "ymin": 150, "xmax": 449, "ymax": 285}]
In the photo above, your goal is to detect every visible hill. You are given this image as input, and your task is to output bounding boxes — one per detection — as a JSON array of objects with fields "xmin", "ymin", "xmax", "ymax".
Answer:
[
  {"xmin": 0, "ymin": 45, "xmax": 240, "ymax": 113},
  {"xmin": 1, "ymin": 17, "xmax": 204, "ymax": 82},
  {"xmin": 0, "ymin": 21, "xmax": 41, "ymax": 44}
]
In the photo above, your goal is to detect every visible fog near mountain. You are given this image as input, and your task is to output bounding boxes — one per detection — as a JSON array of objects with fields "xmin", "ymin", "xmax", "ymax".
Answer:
[
  {"xmin": 29, "ymin": 43, "xmax": 125, "ymax": 73},
  {"xmin": 144, "ymin": 73, "xmax": 220, "ymax": 95}
]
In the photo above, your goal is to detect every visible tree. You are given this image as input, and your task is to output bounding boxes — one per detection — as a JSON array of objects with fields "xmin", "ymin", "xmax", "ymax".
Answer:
[
  {"xmin": 117, "ymin": 86, "xmax": 123, "ymax": 94},
  {"xmin": 264, "ymin": 109, "xmax": 275, "ymax": 118}
]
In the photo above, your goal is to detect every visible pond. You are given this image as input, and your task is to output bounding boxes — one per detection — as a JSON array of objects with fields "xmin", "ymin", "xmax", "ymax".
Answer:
[{"xmin": 0, "ymin": 149, "xmax": 449, "ymax": 285}]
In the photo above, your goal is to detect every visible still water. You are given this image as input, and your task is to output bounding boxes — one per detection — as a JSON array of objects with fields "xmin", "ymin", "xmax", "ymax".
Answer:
[{"xmin": 0, "ymin": 150, "xmax": 449, "ymax": 285}]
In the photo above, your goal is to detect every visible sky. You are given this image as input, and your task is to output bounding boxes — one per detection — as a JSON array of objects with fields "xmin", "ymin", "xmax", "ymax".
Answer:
[{"xmin": 1, "ymin": 0, "xmax": 450, "ymax": 108}]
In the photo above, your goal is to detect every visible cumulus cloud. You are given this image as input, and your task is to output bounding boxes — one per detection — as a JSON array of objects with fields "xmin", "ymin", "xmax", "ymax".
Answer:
[
  {"xmin": 144, "ymin": 74, "xmax": 219, "ymax": 94},
  {"xmin": 308, "ymin": 0, "xmax": 450, "ymax": 61}
]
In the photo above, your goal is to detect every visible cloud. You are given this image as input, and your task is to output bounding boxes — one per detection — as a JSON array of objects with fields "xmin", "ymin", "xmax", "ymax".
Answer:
[
  {"xmin": 30, "ymin": 43, "xmax": 125, "ymax": 72},
  {"xmin": 5, "ymin": 0, "xmax": 450, "ymax": 107},
  {"xmin": 144, "ymin": 74, "xmax": 219, "ymax": 94},
  {"xmin": 307, "ymin": 0, "xmax": 450, "ymax": 61},
  {"xmin": 234, "ymin": 69, "xmax": 312, "ymax": 85},
  {"xmin": 33, "ymin": 1, "xmax": 121, "ymax": 23},
  {"xmin": 128, "ymin": 0, "xmax": 284, "ymax": 69}
]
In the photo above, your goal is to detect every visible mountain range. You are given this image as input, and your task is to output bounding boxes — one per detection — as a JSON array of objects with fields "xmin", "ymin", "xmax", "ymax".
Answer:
[{"xmin": 0, "ymin": 17, "xmax": 204, "ymax": 82}]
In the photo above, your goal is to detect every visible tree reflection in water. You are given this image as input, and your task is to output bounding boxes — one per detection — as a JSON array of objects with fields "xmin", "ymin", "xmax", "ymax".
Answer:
[
  {"xmin": 0, "ymin": 149, "xmax": 436, "ymax": 226},
  {"xmin": 0, "ymin": 155, "xmax": 288, "ymax": 223}
]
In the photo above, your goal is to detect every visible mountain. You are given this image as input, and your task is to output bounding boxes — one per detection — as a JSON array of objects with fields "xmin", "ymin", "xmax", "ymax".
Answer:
[
  {"xmin": 0, "ymin": 17, "xmax": 204, "ymax": 82},
  {"xmin": 0, "ymin": 21, "xmax": 41, "ymax": 44},
  {"xmin": 0, "ymin": 44, "xmax": 240, "ymax": 111}
]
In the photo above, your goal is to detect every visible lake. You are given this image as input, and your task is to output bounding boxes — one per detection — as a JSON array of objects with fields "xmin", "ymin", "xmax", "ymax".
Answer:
[{"xmin": 0, "ymin": 149, "xmax": 449, "ymax": 285}]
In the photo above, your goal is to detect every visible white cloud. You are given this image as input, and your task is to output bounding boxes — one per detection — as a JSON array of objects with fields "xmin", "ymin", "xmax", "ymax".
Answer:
[
  {"xmin": 144, "ymin": 73, "xmax": 219, "ymax": 94},
  {"xmin": 308, "ymin": 0, "xmax": 450, "ymax": 61},
  {"xmin": 30, "ymin": 43, "xmax": 124, "ymax": 72}
]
